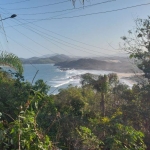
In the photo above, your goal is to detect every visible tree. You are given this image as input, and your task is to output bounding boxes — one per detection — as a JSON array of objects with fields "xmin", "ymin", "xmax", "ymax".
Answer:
[
  {"xmin": 121, "ymin": 17, "xmax": 150, "ymax": 81},
  {"xmin": 0, "ymin": 51, "xmax": 23, "ymax": 75},
  {"xmin": 33, "ymin": 79, "xmax": 50, "ymax": 95},
  {"xmin": 81, "ymin": 73, "xmax": 118, "ymax": 117},
  {"xmin": 121, "ymin": 16, "xmax": 150, "ymax": 149}
]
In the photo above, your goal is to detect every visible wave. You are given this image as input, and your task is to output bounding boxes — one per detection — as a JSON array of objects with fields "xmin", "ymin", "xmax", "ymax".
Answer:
[
  {"xmin": 49, "ymin": 69, "xmax": 115, "ymax": 88},
  {"xmin": 53, "ymin": 79, "xmax": 74, "ymax": 88},
  {"xmin": 66, "ymin": 69, "xmax": 113, "ymax": 77},
  {"xmin": 64, "ymin": 69, "xmax": 135, "ymax": 88}
]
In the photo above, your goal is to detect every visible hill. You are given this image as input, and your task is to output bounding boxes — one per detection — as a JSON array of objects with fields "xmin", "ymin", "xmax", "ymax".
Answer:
[
  {"xmin": 21, "ymin": 54, "xmax": 73, "ymax": 64},
  {"xmin": 55, "ymin": 58, "xmax": 141, "ymax": 73}
]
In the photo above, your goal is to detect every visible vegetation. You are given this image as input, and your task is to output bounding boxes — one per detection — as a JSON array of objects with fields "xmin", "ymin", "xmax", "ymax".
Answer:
[
  {"xmin": 0, "ymin": 51, "xmax": 23, "ymax": 75},
  {"xmin": 1, "ymin": 17, "xmax": 150, "ymax": 149},
  {"xmin": 121, "ymin": 17, "xmax": 150, "ymax": 80},
  {"xmin": 0, "ymin": 71, "xmax": 148, "ymax": 149}
]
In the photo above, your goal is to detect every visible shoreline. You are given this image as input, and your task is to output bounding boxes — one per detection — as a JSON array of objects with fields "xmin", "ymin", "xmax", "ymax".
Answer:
[
  {"xmin": 66, "ymin": 69, "xmax": 141, "ymax": 87},
  {"xmin": 58, "ymin": 67, "xmax": 140, "ymax": 73}
]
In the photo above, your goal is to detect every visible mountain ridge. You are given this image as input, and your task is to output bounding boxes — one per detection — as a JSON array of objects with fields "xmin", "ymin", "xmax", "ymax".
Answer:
[
  {"xmin": 20, "ymin": 54, "xmax": 73, "ymax": 64},
  {"xmin": 54, "ymin": 58, "xmax": 141, "ymax": 73},
  {"xmin": 20, "ymin": 54, "xmax": 141, "ymax": 73}
]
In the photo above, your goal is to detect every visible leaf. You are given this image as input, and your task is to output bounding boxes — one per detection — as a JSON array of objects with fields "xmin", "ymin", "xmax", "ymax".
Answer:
[
  {"xmin": 0, "ymin": 112, "xmax": 2, "ymax": 119},
  {"xmin": 10, "ymin": 128, "xmax": 15, "ymax": 134},
  {"xmin": 20, "ymin": 111, "xmax": 24, "ymax": 114},
  {"xmin": 129, "ymin": 54, "xmax": 134, "ymax": 58},
  {"xmin": 35, "ymin": 102, "xmax": 38, "ymax": 109},
  {"xmin": 10, "ymin": 139, "xmax": 13, "ymax": 145},
  {"xmin": 137, "ymin": 33, "xmax": 143, "ymax": 38},
  {"xmin": 19, "ymin": 115, "xmax": 25, "ymax": 119}
]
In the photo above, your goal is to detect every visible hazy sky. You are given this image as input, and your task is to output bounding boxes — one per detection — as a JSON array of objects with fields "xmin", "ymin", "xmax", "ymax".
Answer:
[{"xmin": 0, "ymin": 0, "xmax": 150, "ymax": 58}]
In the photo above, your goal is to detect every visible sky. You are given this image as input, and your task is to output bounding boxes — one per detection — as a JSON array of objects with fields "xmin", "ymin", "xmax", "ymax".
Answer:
[{"xmin": 0, "ymin": 0, "xmax": 150, "ymax": 58}]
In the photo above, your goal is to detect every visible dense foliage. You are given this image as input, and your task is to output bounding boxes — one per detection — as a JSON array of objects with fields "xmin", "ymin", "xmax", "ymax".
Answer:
[{"xmin": 0, "ymin": 70, "xmax": 149, "ymax": 150}]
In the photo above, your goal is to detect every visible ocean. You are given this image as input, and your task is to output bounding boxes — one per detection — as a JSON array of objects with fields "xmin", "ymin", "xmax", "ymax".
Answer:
[
  {"xmin": 1, "ymin": 64, "xmax": 133, "ymax": 94},
  {"xmin": 23, "ymin": 64, "xmax": 117, "ymax": 94}
]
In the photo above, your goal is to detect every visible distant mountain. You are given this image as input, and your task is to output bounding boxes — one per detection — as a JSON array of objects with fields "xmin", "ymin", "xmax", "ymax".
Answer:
[
  {"xmin": 21, "ymin": 55, "xmax": 141, "ymax": 73},
  {"xmin": 55, "ymin": 58, "xmax": 141, "ymax": 73},
  {"xmin": 21, "ymin": 54, "xmax": 74, "ymax": 64},
  {"xmin": 40, "ymin": 54, "xmax": 57, "ymax": 58},
  {"xmin": 49, "ymin": 54, "xmax": 72, "ymax": 62}
]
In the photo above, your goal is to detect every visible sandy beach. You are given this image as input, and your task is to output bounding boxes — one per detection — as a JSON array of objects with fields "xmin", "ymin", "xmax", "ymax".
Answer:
[
  {"xmin": 117, "ymin": 72, "xmax": 143, "ymax": 86},
  {"xmin": 117, "ymin": 73, "xmax": 142, "ymax": 78}
]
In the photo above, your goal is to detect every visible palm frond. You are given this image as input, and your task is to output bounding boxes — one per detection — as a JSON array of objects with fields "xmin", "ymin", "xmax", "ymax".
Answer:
[{"xmin": 0, "ymin": 51, "xmax": 23, "ymax": 75}]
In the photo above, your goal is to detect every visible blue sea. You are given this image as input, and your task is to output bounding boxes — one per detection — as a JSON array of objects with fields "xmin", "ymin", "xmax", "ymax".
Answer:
[{"xmin": 23, "ymin": 64, "xmax": 116, "ymax": 94}]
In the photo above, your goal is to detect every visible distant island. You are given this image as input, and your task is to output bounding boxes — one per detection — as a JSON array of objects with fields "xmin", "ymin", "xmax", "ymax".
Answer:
[{"xmin": 21, "ymin": 54, "xmax": 141, "ymax": 73}]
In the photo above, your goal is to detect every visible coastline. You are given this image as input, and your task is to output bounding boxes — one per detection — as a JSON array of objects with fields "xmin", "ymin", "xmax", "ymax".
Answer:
[
  {"xmin": 64, "ymin": 68, "xmax": 140, "ymax": 87},
  {"xmin": 117, "ymin": 73, "xmax": 139, "ymax": 86},
  {"xmin": 23, "ymin": 64, "xmax": 141, "ymax": 95}
]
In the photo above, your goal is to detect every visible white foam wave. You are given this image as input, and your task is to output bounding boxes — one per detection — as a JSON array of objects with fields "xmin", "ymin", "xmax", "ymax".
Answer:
[
  {"xmin": 50, "ymin": 69, "xmax": 114, "ymax": 88},
  {"xmin": 53, "ymin": 79, "xmax": 74, "ymax": 87},
  {"xmin": 66, "ymin": 69, "xmax": 113, "ymax": 77},
  {"xmin": 65, "ymin": 69, "xmax": 136, "ymax": 87},
  {"xmin": 50, "ymin": 68, "xmax": 135, "ymax": 89}
]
